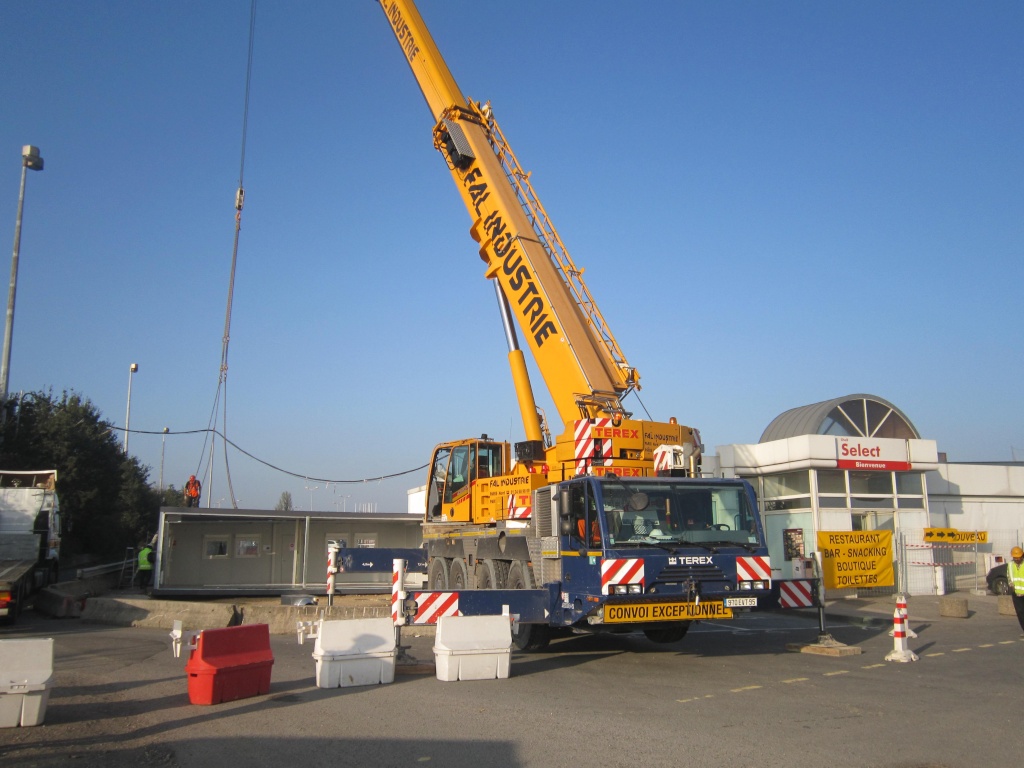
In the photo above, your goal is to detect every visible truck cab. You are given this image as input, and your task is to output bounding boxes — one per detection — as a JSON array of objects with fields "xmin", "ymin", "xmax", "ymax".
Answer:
[{"xmin": 548, "ymin": 474, "xmax": 771, "ymax": 642}]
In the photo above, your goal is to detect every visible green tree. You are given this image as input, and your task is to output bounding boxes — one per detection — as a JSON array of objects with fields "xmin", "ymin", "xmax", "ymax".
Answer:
[
  {"xmin": 274, "ymin": 491, "xmax": 293, "ymax": 511},
  {"xmin": 0, "ymin": 390, "xmax": 161, "ymax": 561},
  {"xmin": 159, "ymin": 484, "xmax": 186, "ymax": 507}
]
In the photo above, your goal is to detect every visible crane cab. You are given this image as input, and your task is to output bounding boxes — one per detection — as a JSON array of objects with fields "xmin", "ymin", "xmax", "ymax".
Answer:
[{"xmin": 425, "ymin": 436, "xmax": 548, "ymax": 524}]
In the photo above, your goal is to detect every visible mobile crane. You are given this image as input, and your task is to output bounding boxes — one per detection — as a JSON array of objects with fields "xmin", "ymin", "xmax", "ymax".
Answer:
[{"xmin": 379, "ymin": 0, "xmax": 771, "ymax": 649}]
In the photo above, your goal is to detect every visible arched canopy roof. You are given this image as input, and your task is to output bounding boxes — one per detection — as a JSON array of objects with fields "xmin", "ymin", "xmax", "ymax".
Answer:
[{"xmin": 759, "ymin": 394, "xmax": 920, "ymax": 443}]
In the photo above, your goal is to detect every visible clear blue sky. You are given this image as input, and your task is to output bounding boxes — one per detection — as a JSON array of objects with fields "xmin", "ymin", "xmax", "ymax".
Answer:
[{"xmin": 1, "ymin": 1, "xmax": 1021, "ymax": 513}]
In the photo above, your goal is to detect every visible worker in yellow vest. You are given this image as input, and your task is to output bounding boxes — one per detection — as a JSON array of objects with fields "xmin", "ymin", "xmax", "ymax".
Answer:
[
  {"xmin": 1009, "ymin": 546, "xmax": 1024, "ymax": 636},
  {"xmin": 137, "ymin": 542, "xmax": 154, "ymax": 591}
]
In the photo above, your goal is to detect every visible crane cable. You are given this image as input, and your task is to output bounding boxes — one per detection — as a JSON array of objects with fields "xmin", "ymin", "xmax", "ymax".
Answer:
[{"xmin": 198, "ymin": 0, "xmax": 257, "ymax": 508}]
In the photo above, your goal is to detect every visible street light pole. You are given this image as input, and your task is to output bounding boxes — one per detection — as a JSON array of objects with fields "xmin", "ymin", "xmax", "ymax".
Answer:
[
  {"xmin": 0, "ymin": 146, "xmax": 44, "ymax": 411},
  {"xmin": 124, "ymin": 363, "xmax": 138, "ymax": 453},
  {"xmin": 305, "ymin": 483, "xmax": 319, "ymax": 512},
  {"xmin": 159, "ymin": 426, "xmax": 169, "ymax": 491}
]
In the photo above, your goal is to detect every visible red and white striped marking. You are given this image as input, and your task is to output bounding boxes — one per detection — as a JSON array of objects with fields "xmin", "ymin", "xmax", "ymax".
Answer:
[
  {"xmin": 891, "ymin": 593, "xmax": 917, "ymax": 638},
  {"xmin": 391, "ymin": 559, "xmax": 405, "ymax": 626},
  {"xmin": 737, "ymin": 555, "xmax": 771, "ymax": 582},
  {"xmin": 778, "ymin": 580, "xmax": 814, "ymax": 608},
  {"xmin": 574, "ymin": 418, "xmax": 613, "ymax": 475},
  {"xmin": 411, "ymin": 591, "xmax": 460, "ymax": 624},
  {"xmin": 601, "ymin": 558, "xmax": 644, "ymax": 595},
  {"xmin": 506, "ymin": 492, "xmax": 531, "ymax": 520}
]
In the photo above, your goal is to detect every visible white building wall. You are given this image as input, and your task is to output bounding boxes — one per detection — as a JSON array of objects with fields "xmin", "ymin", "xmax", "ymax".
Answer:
[
  {"xmin": 925, "ymin": 462, "xmax": 1024, "ymax": 554},
  {"xmin": 407, "ymin": 485, "xmax": 426, "ymax": 516}
]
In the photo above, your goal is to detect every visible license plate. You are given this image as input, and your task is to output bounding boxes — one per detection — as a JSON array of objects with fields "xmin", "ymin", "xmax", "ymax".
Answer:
[
  {"xmin": 725, "ymin": 597, "xmax": 758, "ymax": 608},
  {"xmin": 604, "ymin": 601, "xmax": 733, "ymax": 623}
]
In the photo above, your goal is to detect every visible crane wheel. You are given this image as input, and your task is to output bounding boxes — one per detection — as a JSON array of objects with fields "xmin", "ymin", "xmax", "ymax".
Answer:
[
  {"xmin": 427, "ymin": 557, "xmax": 449, "ymax": 590},
  {"xmin": 475, "ymin": 560, "xmax": 494, "ymax": 590},
  {"xmin": 448, "ymin": 558, "xmax": 469, "ymax": 589},
  {"xmin": 507, "ymin": 562, "xmax": 550, "ymax": 652}
]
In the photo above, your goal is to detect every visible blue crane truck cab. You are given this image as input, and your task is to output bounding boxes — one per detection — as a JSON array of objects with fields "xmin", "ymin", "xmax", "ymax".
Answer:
[{"xmin": 419, "ymin": 473, "xmax": 773, "ymax": 651}]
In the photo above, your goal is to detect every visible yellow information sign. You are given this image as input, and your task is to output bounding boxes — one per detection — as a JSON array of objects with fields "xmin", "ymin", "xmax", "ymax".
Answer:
[
  {"xmin": 923, "ymin": 528, "xmax": 988, "ymax": 544},
  {"xmin": 604, "ymin": 601, "xmax": 733, "ymax": 623},
  {"xmin": 816, "ymin": 531, "xmax": 894, "ymax": 589}
]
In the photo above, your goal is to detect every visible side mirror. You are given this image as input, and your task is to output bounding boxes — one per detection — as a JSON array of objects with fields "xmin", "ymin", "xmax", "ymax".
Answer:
[{"xmin": 558, "ymin": 488, "xmax": 572, "ymax": 536}]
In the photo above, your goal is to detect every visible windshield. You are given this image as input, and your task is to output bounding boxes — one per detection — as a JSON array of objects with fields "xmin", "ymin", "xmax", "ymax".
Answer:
[{"xmin": 600, "ymin": 480, "xmax": 759, "ymax": 547}]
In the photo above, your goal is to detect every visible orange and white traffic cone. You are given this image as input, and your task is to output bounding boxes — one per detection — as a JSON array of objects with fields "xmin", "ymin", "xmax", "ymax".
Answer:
[{"xmin": 885, "ymin": 606, "xmax": 919, "ymax": 662}]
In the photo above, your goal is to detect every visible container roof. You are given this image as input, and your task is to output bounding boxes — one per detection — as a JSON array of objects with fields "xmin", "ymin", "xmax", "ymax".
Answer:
[{"xmin": 759, "ymin": 393, "xmax": 920, "ymax": 443}]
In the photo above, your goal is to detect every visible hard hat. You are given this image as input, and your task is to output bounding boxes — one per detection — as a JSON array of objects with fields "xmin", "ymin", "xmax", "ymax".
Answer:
[{"xmin": 1012, "ymin": 546, "xmax": 1024, "ymax": 559}]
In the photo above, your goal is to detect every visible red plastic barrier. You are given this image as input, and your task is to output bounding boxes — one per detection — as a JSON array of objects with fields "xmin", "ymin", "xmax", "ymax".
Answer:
[{"xmin": 184, "ymin": 624, "xmax": 274, "ymax": 705}]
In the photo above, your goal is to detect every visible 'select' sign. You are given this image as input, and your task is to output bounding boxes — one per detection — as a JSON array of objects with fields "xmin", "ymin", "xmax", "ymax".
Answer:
[{"xmin": 835, "ymin": 437, "xmax": 910, "ymax": 471}]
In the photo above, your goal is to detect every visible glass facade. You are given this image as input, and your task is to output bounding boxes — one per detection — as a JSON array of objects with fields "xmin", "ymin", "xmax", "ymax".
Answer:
[{"xmin": 753, "ymin": 469, "xmax": 928, "ymax": 517}]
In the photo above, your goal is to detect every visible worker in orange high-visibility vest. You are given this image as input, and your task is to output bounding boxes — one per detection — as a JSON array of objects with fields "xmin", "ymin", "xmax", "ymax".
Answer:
[
  {"xmin": 1008, "ymin": 546, "xmax": 1024, "ymax": 636},
  {"xmin": 185, "ymin": 475, "xmax": 202, "ymax": 508}
]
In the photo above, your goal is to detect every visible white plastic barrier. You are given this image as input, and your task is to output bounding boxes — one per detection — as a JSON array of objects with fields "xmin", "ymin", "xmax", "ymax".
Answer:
[
  {"xmin": 0, "ymin": 638, "xmax": 54, "ymax": 727},
  {"xmin": 312, "ymin": 617, "xmax": 396, "ymax": 688},
  {"xmin": 433, "ymin": 615, "xmax": 512, "ymax": 682}
]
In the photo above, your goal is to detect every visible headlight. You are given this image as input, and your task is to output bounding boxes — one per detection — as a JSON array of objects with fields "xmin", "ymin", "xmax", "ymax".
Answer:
[
  {"xmin": 628, "ymin": 584, "xmax": 643, "ymax": 594},
  {"xmin": 614, "ymin": 585, "xmax": 628, "ymax": 595},
  {"xmin": 739, "ymin": 581, "xmax": 752, "ymax": 590}
]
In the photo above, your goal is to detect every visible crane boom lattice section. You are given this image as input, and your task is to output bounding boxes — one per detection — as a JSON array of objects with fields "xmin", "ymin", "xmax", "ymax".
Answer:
[{"xmin": 479, "ymin": 104, "xmax": 637, "ymax": 394}]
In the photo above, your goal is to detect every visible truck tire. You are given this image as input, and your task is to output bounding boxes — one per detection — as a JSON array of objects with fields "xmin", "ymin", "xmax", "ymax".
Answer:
[
  {"xmin": 449, "ymin": 558, "xmax": 469, "ymax": 589},
  {"xmin": 507, "ymin": 562, "xmax": 550, "ymax": 652},
  {"xmin": 643, "ymin": 623, "xmax": 691, "ymax": 644},
  {"xmin": 475, "ymin": 560, "xmax": 494, "ymax": 590},
  {"xmin": 427, "ymin": 557, "xmax": 449, "ymax": 590}
]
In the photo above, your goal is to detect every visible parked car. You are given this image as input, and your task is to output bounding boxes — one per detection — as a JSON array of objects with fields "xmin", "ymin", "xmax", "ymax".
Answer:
[{"xmin": 986, "ymin": 563, "xmax": 1009, "ymax": 595}]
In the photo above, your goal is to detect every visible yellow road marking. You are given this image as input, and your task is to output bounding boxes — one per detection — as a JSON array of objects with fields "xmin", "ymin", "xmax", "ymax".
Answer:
[
  {"xmin": 781, "ymin": 677, "xmax": 808, "ymax": 684},
  {"xmin": 823, "ymin": 670, "xmax": 849, "ymax": 677},
  {"xmin": 862, "ymin": 663, "xmax": 886, "ymax": 669},
  {"xmin": 952, "ymin": 648, "xmax": 971, "ymax": 653},
  {"xmin": 978, "ymin": 643, "xmax": 994, "ymax": 648},
  {"xmin": 925, "ymin": 652, "xmax": 944, "ymax": 657},
  {"xmin": 998, "ymin": 640, "xmax": 1016, "ymax": 645},
  {"xmin": 730, "ymin": 685, "xmax": 762, "ymax": 693}
]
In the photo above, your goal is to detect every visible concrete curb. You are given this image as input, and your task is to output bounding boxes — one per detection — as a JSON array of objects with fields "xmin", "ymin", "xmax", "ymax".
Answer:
[
  {"xmin": 82, "ymin": 597, "xmax": 237, "ymax": 631},
  {"xmin": 78, "ymin": 597, "xmax": 403, "ymax": 635}
]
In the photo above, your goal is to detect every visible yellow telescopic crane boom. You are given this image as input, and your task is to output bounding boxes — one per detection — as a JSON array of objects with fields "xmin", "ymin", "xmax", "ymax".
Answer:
[{"xmin": 379, "ymin": 0, "xmax": 638, "ymax": 438}]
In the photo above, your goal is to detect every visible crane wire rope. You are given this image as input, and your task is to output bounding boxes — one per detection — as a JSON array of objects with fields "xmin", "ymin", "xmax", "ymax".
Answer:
[{"xmin": 198, "ymin": 0, "xmax": 257, "ymax": 508}]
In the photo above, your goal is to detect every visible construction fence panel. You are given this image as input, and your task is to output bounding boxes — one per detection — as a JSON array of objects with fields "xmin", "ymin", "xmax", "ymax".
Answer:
[{"xmin": 900, "ymin": 528, "xmax": 1021, "ymax": 596}]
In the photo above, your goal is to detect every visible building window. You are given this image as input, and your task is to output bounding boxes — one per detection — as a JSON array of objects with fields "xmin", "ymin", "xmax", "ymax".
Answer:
[
  {"xmin": 235, "ymin": 535, "xmax": 260, "ymax": 558},
  {"xmin": 849, "ymin": 471, "xmax": 893, "ymax": 495},
  {"xmin": 896, "ymin": 497, "xmax": 924, "ymax": 509},
  {"xmin": 763, "ymin": 471, "xmax": 811, "ymax": 512},
  {"xmin": 818, "ymin": 497, "xmax": 848, "ymax": 508},
  {"xmin": 895, "ymin": 471, "xmax": 925, "ymax": 509},
  {"xmin": 813, "ymin": 469, "xmax": 926, "ymax": 515},
  {"xmin": 204, "ymin": 536, "xmax": 229, "ymax": 559},
  {"xmin": 851, "ymin": 496, "xmax": 894, "ymax": 509},
  {"xmin": 817, "ymin": 470, "xmax": 846, "ymax": 494},
  {"xmin": 896, "ymin": 473, "xmax": 923, "ymax": 494}
]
